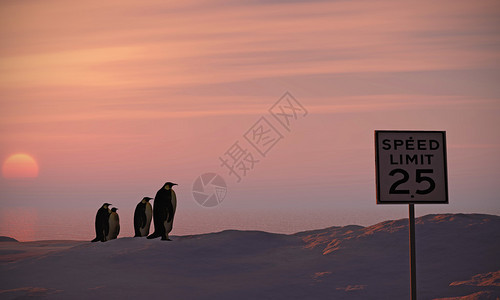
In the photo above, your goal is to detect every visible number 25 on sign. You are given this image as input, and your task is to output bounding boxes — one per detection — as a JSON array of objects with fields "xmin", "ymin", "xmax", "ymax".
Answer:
[{"xmin": 375, "ymin": 131, "xmax": 449, "ymax": 204}]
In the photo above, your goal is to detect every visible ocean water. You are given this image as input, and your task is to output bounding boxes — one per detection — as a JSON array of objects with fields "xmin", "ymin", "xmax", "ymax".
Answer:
[{"xmin": 0, "ymin": 207, "xmax": 375, "ymax": 242}]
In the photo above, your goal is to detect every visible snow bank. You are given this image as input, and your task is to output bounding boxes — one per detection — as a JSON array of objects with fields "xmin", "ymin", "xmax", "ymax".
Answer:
[{"xmin": 1, "ymin": 214, "xmax": 499, "ymax": 299}]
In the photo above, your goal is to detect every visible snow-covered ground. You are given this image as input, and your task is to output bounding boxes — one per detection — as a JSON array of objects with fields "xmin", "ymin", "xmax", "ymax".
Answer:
[{"xmin": 1, "ymin": 214, "xmax": 499, "ymax": 299}]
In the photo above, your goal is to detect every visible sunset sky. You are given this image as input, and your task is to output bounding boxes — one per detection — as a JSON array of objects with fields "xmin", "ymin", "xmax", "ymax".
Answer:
[{"xmin": 1, "ymin": 0, "xmax": 499, "ymax": 240}]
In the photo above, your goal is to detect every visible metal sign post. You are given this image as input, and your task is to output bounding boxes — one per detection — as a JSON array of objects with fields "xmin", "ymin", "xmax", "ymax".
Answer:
[
  {"xmin": 409, "ymin": 204, "xmax": 416, "ymax": 300},
  {"xmin": 375, "ymin": 130, "xmax": 448, "ymax": 300}
]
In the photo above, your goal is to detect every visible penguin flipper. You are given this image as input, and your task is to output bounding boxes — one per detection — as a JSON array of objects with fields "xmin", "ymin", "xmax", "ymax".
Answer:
[
  {"xmin": 141, "ymin": 211, "xmax": 147, "ymax": 228},
  {"xmin": 166, "ymin": 200, "xmax": 174, "ymax": 223},
  {"xmin": 133, "ymin": 214, "xmax": 141, "ymax": 233},
  {"xmin": 104, "ymin": 221, "xmax": 110, "ymax": 238},
  {"xmin": 135, "ymin": 203, "xmax": 147, "ymax": 228}
]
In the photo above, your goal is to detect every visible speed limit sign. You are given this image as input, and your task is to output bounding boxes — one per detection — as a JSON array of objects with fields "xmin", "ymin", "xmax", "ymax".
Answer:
[{"xmin": 375, "ymin": 130, "xmax": 448, "ymax": 204}]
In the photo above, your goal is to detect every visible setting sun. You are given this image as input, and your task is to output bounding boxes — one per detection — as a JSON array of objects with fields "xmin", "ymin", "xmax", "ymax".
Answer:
[{"xmin": 2, "ymin": 154, "xmax": 39, "ymax": 179}]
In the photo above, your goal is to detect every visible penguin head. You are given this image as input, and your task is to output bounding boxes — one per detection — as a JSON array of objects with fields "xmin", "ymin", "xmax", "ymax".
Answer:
[
  {"xmin": 142, "ymin": 197, "xmax": 153, "ymax": 202},
  {"xmin": 103, "ymin": 203, "xmax": 112, "ymax": 209},
  {"xmin": 163, "ymin": 182, "xmax": 178, "ymax": 190},
  {"xmin": 111, "ymin": 208, "xmax": 118, "ymax": 213}
]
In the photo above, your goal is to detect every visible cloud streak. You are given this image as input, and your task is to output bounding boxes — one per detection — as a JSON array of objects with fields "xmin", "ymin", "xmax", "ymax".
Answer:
[{"xmin": 1, "ymin": 0, "xmax": 499, "ymax": 90}]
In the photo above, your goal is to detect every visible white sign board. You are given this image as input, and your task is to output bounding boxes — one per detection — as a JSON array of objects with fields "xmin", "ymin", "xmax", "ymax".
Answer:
[{"xmin": 375, "ymin": 131, "xmax": 448, "ymax": 204}]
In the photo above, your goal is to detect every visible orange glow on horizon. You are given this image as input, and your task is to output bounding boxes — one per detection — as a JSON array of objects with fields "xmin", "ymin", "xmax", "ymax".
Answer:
[{"xmin": 2, "ymin": 153, "xmax": 39, "ymax": 179}]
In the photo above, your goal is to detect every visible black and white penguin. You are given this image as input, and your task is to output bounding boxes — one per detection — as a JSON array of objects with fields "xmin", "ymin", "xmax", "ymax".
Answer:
[
  {"xmin": 147, "ymin": 182, "xmax": 177, "ymax": 241},
  {"xmin": 163, "ymin": 184, "xmax": 177, "ymax": 241},
  {"xmin": 134, "ymin": 197, "xmax": 153, "ymax": 237},
  {"xmin": 107, "ymin": 208, "xmax": 120, "ymax": 241},
  {"xmin": 91, "ymin": 203, "xmax": 111, "ymax": 242}
]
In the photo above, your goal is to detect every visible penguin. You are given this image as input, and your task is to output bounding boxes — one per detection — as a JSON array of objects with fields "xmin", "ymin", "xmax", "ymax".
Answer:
[
  {"xmin": 147, "ymin": 182, "xmax": 178, "ymax": 241},
  {"xmin": 91, "ymin": 203, "xmax": 111, "ymax": 242},
  {"xmin": 134, "ymin": 197, "xmax": 153, "ymax": 237},
  {"xmin": 164, "ymin": 184, "xmax": 177, "ymax": 241},
  {"xmin": 107, "ymin": 208, "xmax": 120, "ymax": 241}
]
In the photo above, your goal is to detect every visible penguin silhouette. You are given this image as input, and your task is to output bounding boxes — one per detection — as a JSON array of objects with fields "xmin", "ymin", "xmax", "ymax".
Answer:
[
  {"xmin": 163, "ymin": 185, "xmax": 177, "ymax": 240},
  {"xmin": 91, "ymin": 203, "xmax": 111, "ymax": 242},
  {"xmin": 134, "ymin": 197, "xmax": 153, "ymax": 237},
  {"xmin": 147, "ymin": 182, "xmax": 177, "ymax": 241},
  {"xmin": 107, "ymin": 208, "xmax": 120, "ymax": 241}
]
